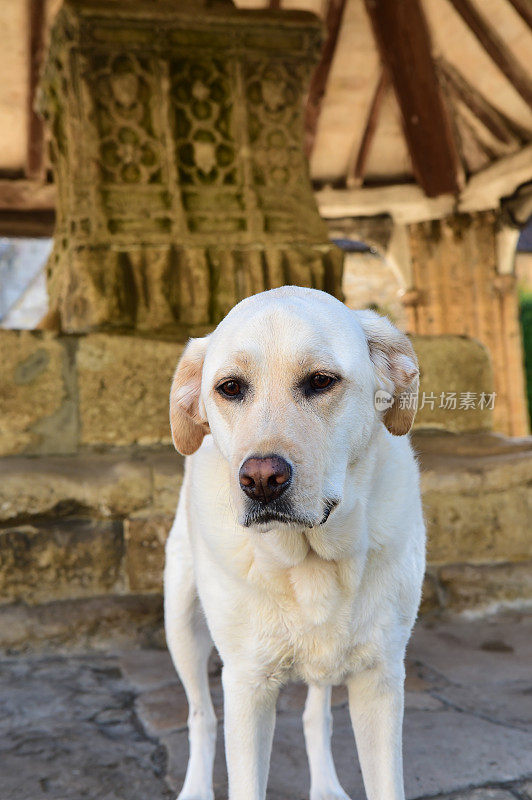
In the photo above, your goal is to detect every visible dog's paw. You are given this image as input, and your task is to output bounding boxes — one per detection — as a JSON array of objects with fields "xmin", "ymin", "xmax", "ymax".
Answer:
[
  {"xmin": 177, "ymin": 790, "xmax": 214, "ymax": 800},
  {"xmin": 310, "ymin": 789, "xmax": 352, "ymax": 800}
]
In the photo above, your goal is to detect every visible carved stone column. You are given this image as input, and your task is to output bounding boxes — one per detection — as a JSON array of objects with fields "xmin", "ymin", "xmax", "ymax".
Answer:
[
  {"xmin": 405, "ymin": 211, "xmax": 529, "ymax": 437},
  {"xmin": 39, "ymin": 0, "xmax": 343, "ymax": 334}
]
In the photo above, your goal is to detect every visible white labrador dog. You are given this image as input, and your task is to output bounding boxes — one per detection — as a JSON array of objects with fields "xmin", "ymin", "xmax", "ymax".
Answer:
[{"xmin": 164, "ymin": 286, "xmax": 425, "ymax": 800}]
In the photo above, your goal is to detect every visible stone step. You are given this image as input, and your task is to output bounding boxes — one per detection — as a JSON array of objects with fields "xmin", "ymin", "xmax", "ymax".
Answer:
[
  {"xmin": 0, "ymin": 433, "xmax": 531, "ymax": 650},
  {"xmin": 0, "ymin": 594, "xmax": 163, "ymax": 655}
]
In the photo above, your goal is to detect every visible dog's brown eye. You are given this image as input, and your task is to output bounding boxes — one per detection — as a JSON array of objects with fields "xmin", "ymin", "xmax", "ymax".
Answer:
[
  {"xmin": 218, "ymin": 380, "xmax": 241, "ymax": 398},
  {"xmin": 309, "ymin": 373, "xmax": 334, "ymax": 391}
]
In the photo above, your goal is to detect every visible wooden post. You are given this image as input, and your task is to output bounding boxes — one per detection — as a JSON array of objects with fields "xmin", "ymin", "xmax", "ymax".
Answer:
[{"xmin": 406, "ymin": 211, "xmax": 529, "ymax": 436}]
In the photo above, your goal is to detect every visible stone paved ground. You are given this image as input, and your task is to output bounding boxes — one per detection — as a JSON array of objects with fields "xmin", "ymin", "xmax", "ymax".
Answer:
[{"xmin": 1, "ymin": 611, "xmax": 531, "ymax": 800}]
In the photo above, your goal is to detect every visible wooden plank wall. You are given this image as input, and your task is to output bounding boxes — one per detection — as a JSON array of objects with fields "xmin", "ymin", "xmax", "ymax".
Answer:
[{"xmin": 407, "ymin": 211, "xmax": 529, "ymax": 436}]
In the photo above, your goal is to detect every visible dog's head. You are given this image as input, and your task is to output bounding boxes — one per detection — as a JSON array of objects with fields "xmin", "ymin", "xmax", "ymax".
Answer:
[{"xmin": 170, "ymin": 287, "xmax": 418, "ymax": 531}]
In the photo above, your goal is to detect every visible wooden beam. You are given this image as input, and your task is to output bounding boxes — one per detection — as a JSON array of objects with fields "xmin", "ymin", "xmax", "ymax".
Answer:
[
  {"xmin": 0, "ymin": 210, "xmax": 55, "ymax": 238},
  {"xmin": 0, "ymin": 180, "xmax": 56, "ymax": 211},
  {"xmin": 454, "ymin": 106, "xmax": 498, "ymax": 167},
  {"xmin": 27, "ymin": 0, "xmax": 47, "ymax": 180},
  {"xmin": 438, "ymin": 58, "xmax": 525, "ymax": 146},
  {"xmin": 348, "ymin": 68, "xmax": 390, "ymax": 187},
  {"xmin": 459, "ymin": 143, "xmax": 532, "ymax": 211},
  {"xmin": 316, "ymin": 183, "xmax": 455, "ymax": 223},
  {"xmin": 506, "ymin": 0, "xmax": 532, "ymax": 32},
  {"xmin": 363, "ymin": 0, "xmax": 460, "ymax": 197},
  {"xmin": 447, "ymin": 0, "xmax": 532, "ymax": 109},
  {"xmin": 501, "ymin": 180, "xmax": 532, "ymax": 227},
  {"xmin": 316, "ymin": 145, "xmax": 532, "ymax": 220},
  {"xmin": 268, "ymin": 0, "xmax": 281, "ymax": 9},
  {"xmin": 304, "ymin": 0, "xmax": 347, "ymax": 157}
]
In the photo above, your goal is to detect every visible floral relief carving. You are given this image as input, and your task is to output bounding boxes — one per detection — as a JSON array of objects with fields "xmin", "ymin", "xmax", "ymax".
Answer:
[
  {"xmin": 245, "ymin": 61, "xmax": 306, "ymax": 188},
  {"xmin": 39, "ymin": 2, "xmax": 340, "ymax": 333},
  {"xmin": 170, "ymin": 59, "xmax": 238, "ymax": 187},
  {"xmin": 89, "ymin": 53, "xmax": 163, "ymax": 185}
]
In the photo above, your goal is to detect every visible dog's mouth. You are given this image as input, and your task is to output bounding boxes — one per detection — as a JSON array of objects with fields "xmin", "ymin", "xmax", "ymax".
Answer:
[
  {"xmin": 319, "ymin": 497, "xmax": 339, "ymax": 525},
  {"xmin": 243, "ymin": 498, "xmax": 339, "ymax": 529}
]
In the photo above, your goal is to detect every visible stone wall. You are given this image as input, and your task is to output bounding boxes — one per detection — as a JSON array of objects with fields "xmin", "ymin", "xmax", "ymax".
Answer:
[
  {"xmin": 0, "ymin": 331, "xmax": 180, "ymax": 456},
  {"xmin": 0, "ymin": 448, "xmax": 180, "ymax": 651},
  {"xmin": 0, "ymin": 326, "xmax": 530, "ymax": 649},
  {"xmin": 1, "ymin": 435, "xmax": 531, "ymax": 651},
  {"xmin": 0, "ymin": 329, "xmax": 495, "ymax": 457}
]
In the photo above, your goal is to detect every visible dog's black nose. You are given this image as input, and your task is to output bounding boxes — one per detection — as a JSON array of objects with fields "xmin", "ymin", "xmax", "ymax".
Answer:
[{"xmin": 239, "ymin": 455, "xmax": 292, "ymax": 504}]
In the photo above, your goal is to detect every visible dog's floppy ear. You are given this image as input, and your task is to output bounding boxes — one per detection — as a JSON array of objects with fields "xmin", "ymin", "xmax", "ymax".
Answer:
[
  {"xmin": 170, "ymin": 336, "xmax": 210, "ymax": 455},
  {"xmin": 356, "ymin": 310, "xmax": 419, "ymax": 436}
]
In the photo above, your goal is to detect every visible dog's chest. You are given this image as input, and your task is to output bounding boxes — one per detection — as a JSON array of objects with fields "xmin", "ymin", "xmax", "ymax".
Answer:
[{"xmin": 253, "ymin": 555, "xmax": 367, "ymax": 684}]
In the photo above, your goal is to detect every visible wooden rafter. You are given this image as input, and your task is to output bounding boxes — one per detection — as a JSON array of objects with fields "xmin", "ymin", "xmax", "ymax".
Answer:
[
  {"xmin": 506, "ymin": 0, "xmax": 532, "ymax": 32},
  {"xmin": 27, "ymin": 0, "xmax": 47, "ymax": 180},
  {"xmin": 454, "ymin": 105, "xmax": 498, "ymax": 168},
  {"xmin": 304, "ymin": 0, "xmax": 347, "ymax": 157},
  {"xmin": 363, "ymin": 0, "xmax": 460, "ymax": 197},
  {"xmin": 347, "ymin": 68, "xmax": 390, "ymax": 186},
  {"xmin": 439, "ymin": 58, "xmax": 528, "ymax": 146},
  {"xmin": 447, "ymin": 0, "xmax": 532, "ymax": 108}
]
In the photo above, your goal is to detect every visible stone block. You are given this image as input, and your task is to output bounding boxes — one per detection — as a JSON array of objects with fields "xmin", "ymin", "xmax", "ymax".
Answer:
[
  {"xmin": 41, "ymin": 2, "xmax": 339, "ymax": 333},
  {"xmin": 518, "ymin": 781, "xmax": 532, "ymax": 800},
  {"xmin": 124, "ymin": 514, "xmax": 173, "ymax": 593},
  {"xmin": 419, "ymin": 572, "xmax": 440, "ymax": 614},
  {"xmin": 414, "ymin": 432, "xmax": 532, "ymax": 565},
  {"xmin": 77, "ymin": 334, "xmax": 182, "ymax": 446},
  {"xmin": 438, "ymin": 561, "xmax": 532, "ymax": 613},
  {"xmin": 118, "ymin": 648, "xmax": 178, "ymax": 692},
  {"xmin": 0, "ymin": 594, "xmax": 163, "ymax": 654},
  {"xmin": 411, "ymin": 335, "xmax": 494, "ymax": 433},
  {"xmin": 0, "ymin": 519, "xmax": 124, "ymax": 605},
  {"xmin": 0, "ymin": 452, "xmax": 152, "ymax": 521},
  {"xmin": 452, "ymin": 791, "xmax": 517, "ymax": 800},
  {"xmin": 151, "ymin": 450, "xmax": 184, "ymax": 515},
  {"xmin": 135, "ymin": 682, "xmax": 190, "ymax": 736},
  {"xmin": 424, "ymin": 485, "xmax": 531, "ymax": 564},
  {"xmin": 0, "ymin": 331, "xmax": 77, "ymax": 456}
]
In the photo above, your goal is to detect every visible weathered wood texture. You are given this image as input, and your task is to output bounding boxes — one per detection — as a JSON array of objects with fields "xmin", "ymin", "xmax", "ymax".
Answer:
[
  {"xmin": 0, "ymin": 179, "xmax": 55, "ymax": 210},
  {"xmin": 304, "ymin": 0, "xmax": 347, "ymax": 156},
  {"xmin": 407, "ymin": 211, "xmax": 529, "ymax": 436},
  {"xmin": 348, "ymin": 68, "xmax": 389, "ymax": 186},
  {"xmin": 438, "ymin": 58, "xmax": 526, "ymax": 147},
  {"xmin": 507, "ymin": 0, "xmax": 532, "ymax": 30},
  {"xmin": 364, "ymin": 0, "xmax": 460, "ymax": 197},
  {"xmin": 0, "ymin": 210, "xmax": 55, "ymax": 237},
  {"xmin": 448, "ymin": 0, "xmax": 532, "ymax": 108},
  {"xmin": 27, "ymin": 0, "xmax": 46, "ymax": 179}
]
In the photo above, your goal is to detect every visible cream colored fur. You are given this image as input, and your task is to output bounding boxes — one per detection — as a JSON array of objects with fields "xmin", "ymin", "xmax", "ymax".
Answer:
[{"xmin": 164, "ymin": 286, "xmax": 425, "ymax": 800}]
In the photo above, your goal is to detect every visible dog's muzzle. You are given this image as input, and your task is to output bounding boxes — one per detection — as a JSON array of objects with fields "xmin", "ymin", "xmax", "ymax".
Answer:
[{"xmin": 242, "ymin": 497, "xmax": 340, "ymax": 530}]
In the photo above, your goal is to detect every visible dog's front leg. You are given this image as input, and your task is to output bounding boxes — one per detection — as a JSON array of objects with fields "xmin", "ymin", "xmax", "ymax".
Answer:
[
  {"xmin": 303, "ymin": 684, "xmax": 352, "ymax": 800},
  {"xmin": 346, "ymin": 664, "xmax": 405, "ymax": 800},
  {"xmin": 222, "ymin": 667, "xmax": 279, "ymax": 800}
]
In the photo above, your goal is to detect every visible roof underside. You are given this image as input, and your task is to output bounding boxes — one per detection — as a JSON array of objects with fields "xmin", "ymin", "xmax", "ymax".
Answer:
[{"xmin": 1, "ymin": 0, "xmax": 531, "ymax": 199}]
